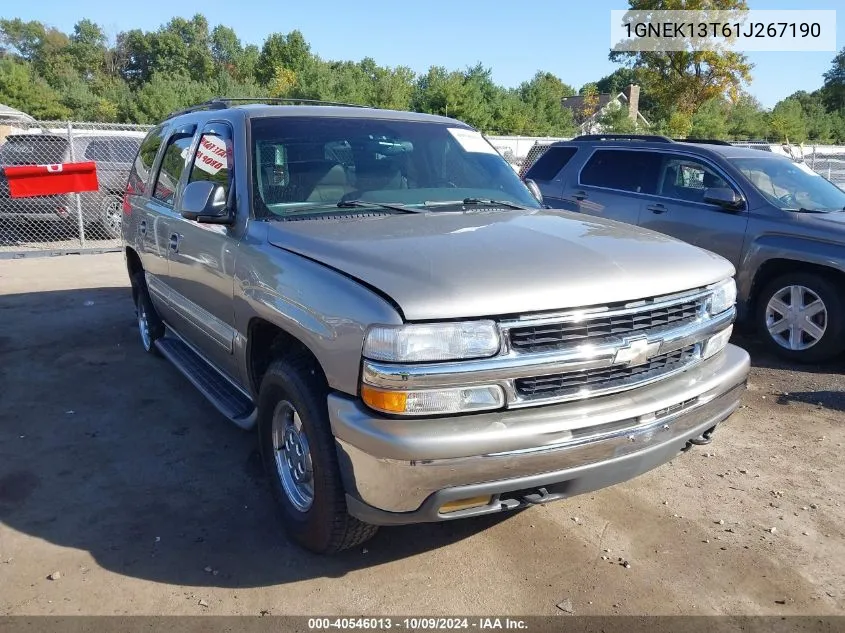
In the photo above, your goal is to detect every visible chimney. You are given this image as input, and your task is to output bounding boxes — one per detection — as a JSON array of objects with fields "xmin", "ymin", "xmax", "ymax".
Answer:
[{"xmin": 623, "ymin": 84, "xmax": 640, "ymax": 122}]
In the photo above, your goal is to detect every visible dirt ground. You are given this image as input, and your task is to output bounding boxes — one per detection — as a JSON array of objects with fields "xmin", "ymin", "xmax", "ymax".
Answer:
[{"xmin": 0, "ymin": 252, "xmax": 843, "ymax": 617}]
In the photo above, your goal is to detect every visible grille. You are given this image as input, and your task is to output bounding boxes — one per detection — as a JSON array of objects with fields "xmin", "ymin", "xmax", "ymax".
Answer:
[
  {"xmin": 515, "ymin": 345, "xmax": 698, "ymax": 399},
  {"xmin": 509, "ymin": 298, "xmax": 703, "ymax": 353}
]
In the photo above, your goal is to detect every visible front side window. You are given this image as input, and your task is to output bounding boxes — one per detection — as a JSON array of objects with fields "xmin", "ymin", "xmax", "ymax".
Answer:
[
  {"xmin": 579, "ymin": 149, "xmax": 662, "ymax": 194},
  {"xmin": 249, "ymin": 117, "xmax": 539, "ymax": 218},
  {"xmin": 731, "ymin": 155, "xmax": 845, "ymax": 212},
  {"xmin": 152, "ymin": 133, "xmax": 194, "ymax": 205},
  {"xmin": 658, "ymin": 156, "xmax": 733, "ymax": 204},
  {"xmin": 188, "ymin": 130, "xmax": 233, "ymax": 197}
]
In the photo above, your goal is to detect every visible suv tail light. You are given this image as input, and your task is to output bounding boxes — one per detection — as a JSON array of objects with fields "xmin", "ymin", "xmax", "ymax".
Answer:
[{"xmin": 123, "ymin": 182, "xmax": 133, "ymax": 215}]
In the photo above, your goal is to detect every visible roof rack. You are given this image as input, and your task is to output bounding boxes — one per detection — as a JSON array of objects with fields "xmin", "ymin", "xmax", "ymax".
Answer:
[
  {"xmin": 572, "ymin": 134, "xmax": 675, "ymax": 143},
  {"xmin": 166, "ymin": 97, "xmax": 369, "ymax": 119},
  {"xmin": 675, "ymin": 138, "xmax": 733, "ymax": 146}
]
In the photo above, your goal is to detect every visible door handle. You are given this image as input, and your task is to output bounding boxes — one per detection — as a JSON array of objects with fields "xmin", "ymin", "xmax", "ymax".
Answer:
[
  {"xmin": 139, "ymin": 220, "xmax": 146, "ymax": 236},
  {"xmin": 169, "ymin": 233, "xmax": 181, "ymax": 252},
  {"xmin": 572, "ymin": 190, "xmax": 588, "ymax": 201},
  {"xmin": 647, "ymin": 204, "xmax": 667, "ymax": 214}
]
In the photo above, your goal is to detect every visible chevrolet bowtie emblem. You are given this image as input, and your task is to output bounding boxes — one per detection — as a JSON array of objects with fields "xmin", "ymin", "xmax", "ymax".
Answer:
[{"xmin": 614, "ymin": 338, "xmax": 662, "ymax": 366}]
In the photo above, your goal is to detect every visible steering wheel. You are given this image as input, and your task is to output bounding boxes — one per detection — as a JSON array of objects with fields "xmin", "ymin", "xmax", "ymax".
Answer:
[{"xmin": 777, "ymin": 192, "xmax": 797, "ymax": 206}]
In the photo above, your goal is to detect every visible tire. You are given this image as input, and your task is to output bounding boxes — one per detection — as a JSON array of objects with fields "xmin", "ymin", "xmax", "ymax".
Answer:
[
  {"xmin": 133, "ymin": 273, "xmax": 164, "ymax": 355},
  {"xmin": 756, "ymin": 272, "xmax": 845, "ymax": 363},
  {"xmin": 99, "ymin": 195, "xmax": 123, "ymax": 240},
  {"xmin": 258, "ymin": 353, "xmax": 378, "ymax": 554}
]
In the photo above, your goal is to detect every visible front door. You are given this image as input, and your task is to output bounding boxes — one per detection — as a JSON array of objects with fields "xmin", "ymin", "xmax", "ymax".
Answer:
[
  {"xmin": 166, "ymin": 122, "xmax": 241, "ymax": 380},
  {"xmin": 637, "ymin": 154, "xmax": 749, "ymax": 267}
]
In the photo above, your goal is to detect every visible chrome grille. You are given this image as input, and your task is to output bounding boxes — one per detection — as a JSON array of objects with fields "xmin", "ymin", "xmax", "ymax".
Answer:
[
  {"xmin": 509, "ymin": 298, "xmax": 705, "ymax": 353},
  {"xmin": 515, "ymin": 345, "xmax": 699, "ymax": 400}
]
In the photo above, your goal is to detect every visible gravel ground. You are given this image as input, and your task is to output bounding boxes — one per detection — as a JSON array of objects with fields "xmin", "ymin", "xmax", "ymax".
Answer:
[{"xmin": 0, "ymin": 253, "xmax": 843, "ymax": 616}]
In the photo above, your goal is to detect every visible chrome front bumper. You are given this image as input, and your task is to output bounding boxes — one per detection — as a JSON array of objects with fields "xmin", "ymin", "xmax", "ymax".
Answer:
[{"xmin": 330, "ymin": 344, "xmax": 750, "ymax": 523}]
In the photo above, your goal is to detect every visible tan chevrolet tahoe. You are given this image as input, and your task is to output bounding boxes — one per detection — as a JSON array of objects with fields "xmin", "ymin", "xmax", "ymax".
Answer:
[{"xmin": 121, "ymin": 98, "xmax": 750, "ymax": 554}]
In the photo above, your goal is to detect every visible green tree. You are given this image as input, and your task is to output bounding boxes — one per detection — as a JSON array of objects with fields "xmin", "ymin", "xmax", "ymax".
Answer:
[
  {"xmin": 0, "ymin": 57, "xmax": 70, "ymax": 119},
  {"xmin": 768, "ymin": 99, "xmax": 807, "ymax": 143},
  {"xmin": 256, "ymin": 31, "xmax": 312, "ymax": 85},
  {"xmin": 688, "ymin": 98, "xmax": 729, "ymax": 139},
  {"xmin": 518, "ymin": 71, "xmax": 577, "ymax": 136},
  {"xmin": 725, "ymin": 93, "xmax": 767, "ymax": 140},
  {"xmin": 610, "ymin": 0, "xmax": 753, "ymax": 122},
  {"xmin": 821, "ymin": 47, "xmax": 845, "ymax": 112}
]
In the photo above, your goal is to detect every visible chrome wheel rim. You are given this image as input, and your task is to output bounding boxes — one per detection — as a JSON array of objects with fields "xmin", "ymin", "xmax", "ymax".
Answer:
[
  {"xmin": 138, "ymin": 301, "xmax": 152, "ymax": 350},
  {"xmin": 272, "ymin": 401, "xmax": 314, "ymax": 512},
  {"xmin": 104, "ymin": 198, "xmax": 122, "ymax": 235},
  {"xmin": 765, "ymin": 285, "xmax": 827, "ymax": 351}
]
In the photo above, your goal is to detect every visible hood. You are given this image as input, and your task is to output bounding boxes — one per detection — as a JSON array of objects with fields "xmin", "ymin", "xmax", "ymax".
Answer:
[{"xmin": 266, "ymin": 209, "xmax": 735, "ymax": 321}]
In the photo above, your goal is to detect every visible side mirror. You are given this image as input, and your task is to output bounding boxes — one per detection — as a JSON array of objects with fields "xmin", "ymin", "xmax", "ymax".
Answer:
[
  {"xmin": 524, "ymin": 178, "xmax": 544, "ymax": 205},
  {"xmin": 180, "ymin": 181, "xmax": 231, "ymax": 223},
  {"xmin": 703, "ymin": 187, "xmax": 744, "ymax": 211}
]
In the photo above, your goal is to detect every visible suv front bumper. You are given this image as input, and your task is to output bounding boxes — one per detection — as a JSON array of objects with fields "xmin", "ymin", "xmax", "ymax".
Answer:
[{"xmin": 330, "ymin": 344, "xmax": 750, "ymax": 525}]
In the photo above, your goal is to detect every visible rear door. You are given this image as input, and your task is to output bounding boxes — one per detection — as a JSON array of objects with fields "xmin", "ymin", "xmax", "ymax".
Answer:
[
  {"xmin": 126, "ymin": 125, "xmax": 169, "ymax": 284},
  {"xmin": 560, "ymin": 148, "xmax": 663, "ymax": 226},
  {"xmin": 637, "ymin": 153, "xmax": 749, "ymax": 267}
]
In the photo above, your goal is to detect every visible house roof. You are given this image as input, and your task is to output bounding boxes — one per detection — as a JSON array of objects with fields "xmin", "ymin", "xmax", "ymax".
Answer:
[{"xmin": 560, "ymin": 94, "xmax": 614, "ymax": 123}]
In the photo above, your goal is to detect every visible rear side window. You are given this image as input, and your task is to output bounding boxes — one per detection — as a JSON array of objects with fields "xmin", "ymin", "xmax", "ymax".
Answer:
[
  {"xmin": 128, "ymin": 126, "xmax": 165, "ymax": 195},
  {"xmin": 153, "ymin": 133, "xmax": 195, "ymax": 205},
  {"xmin": 111, "ymin": 138, "xmax": 141, "ymax": 163},
  {"xmin": 84, "ymin": 140, "xmax": 111, "ymax": 162},
  {"xmin": 579, "ymin": 149, "xmax": 663, "ymax": 194},
  {"xmin": 524, "ymin": 146, "xmax": 577, "ymax": 181}
]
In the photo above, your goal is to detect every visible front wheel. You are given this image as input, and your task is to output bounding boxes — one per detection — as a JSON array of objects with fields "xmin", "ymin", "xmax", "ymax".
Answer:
[
  {"xmin": 258, "ymin": 354, "xmax": 378, "ymax": 554},
  {"xmin": 756, "ymin": 272, "xmax": 845, "ymax": 363}
]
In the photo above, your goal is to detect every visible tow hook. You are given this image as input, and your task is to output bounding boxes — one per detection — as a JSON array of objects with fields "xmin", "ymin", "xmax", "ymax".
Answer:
[{"xmin": 681, "ymin": 426, "xmax": 717, "ymax": 452}]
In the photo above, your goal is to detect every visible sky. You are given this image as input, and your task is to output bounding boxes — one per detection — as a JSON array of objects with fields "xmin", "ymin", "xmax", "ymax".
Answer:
[{"xmin": 7, "ymin": 0, "xmax": 844, "ymax": 109}]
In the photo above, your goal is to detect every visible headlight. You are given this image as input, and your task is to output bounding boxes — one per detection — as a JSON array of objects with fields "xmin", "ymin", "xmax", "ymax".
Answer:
[
  {"xmin": 363, "ymin": 321, "xmax": 501, "ymax": 362},
  {"xmin": 361, "ymin": 384, "xmax": 505, "ymax": 415},
  {"xmin": 708, "ymin": 278, "xmax": 737, "ymax": 315}
]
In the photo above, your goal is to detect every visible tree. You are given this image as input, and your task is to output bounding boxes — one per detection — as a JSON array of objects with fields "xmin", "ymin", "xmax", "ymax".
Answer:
[
  {"xmin": 518, "ymin": 71, "xmax": 577, "ymax": 136},
  {"xmin": 597, "ymin": 102, "xmax": 639, "ymax": 133},
  {"xmin": 821, "ymin": 47, "xmax": 845, "ymax": 112},
  {"xmin": 768, "ymin": 99, "xmax": 807, "ymax": 143},
  {"xmin": 726, "ymin": 92, "xmax": 767, "ymax": 140},
  {"xmin": 610, "ymin": 0, "xmax": 753, "ymax": 122},
  {"xmin": 0, "ymin": 57, "xmax": 70, "ymax": 119},
  {"xmin": 256, "ymin": 31, "xmax": 312, "ymax": 85},
  {"xmin": 688, "ymin": 98, "xmax": 729, "ymax": 139}
]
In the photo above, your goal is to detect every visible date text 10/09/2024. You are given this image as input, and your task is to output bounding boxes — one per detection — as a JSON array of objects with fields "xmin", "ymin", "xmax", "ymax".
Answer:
[
  {"xmin": 624, "ymin": 21, "xmax": 821, "ymax": 39},
  {"xmin": 307, "ymin": 618, "xmax": 529, "ymax": 630}
]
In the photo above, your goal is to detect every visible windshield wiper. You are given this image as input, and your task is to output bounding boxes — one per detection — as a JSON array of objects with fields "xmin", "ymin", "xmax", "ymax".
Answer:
[
  {"xmin": 790, "ymin": 207, "xmax": 835, "ymax": 213},
  {"xmin": 337, "ymin": 200, "xmax": 422, "ymax": 213},
  {"xmin": 423, "ymin": 198, "xmax": 530, "ymax": 210}
]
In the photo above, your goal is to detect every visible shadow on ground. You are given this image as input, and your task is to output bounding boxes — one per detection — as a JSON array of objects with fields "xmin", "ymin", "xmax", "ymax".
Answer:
[{"xmin": 0, "ymin": 287, "xmax": 511, "ymax": 589}]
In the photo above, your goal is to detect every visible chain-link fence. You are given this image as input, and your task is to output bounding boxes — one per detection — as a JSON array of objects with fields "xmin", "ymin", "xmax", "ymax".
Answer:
[{"xmin": 0, "ymin": 120, "xmax": 152, "ymax": 258}]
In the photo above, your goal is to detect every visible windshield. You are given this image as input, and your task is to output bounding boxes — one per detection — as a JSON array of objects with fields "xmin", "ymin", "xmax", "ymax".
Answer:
[
  {"xmin": 731, "ymin": 155, "xmax": 845, "ymax": 212},
  {"xmin": 250, "ymin": 116, "xmax": 539, "ymax": 217}
]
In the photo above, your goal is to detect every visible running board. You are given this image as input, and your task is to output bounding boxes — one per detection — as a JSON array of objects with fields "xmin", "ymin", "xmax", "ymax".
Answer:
[{"xmin": 155, "ymin": 336, "xmax": 256, "ymax": 429}]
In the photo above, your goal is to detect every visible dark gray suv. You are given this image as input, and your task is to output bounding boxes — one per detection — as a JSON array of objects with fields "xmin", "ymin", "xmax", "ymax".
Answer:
[{"xmin": 526, "ymin": 135, "xmax": 845, "ymax": 363}]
